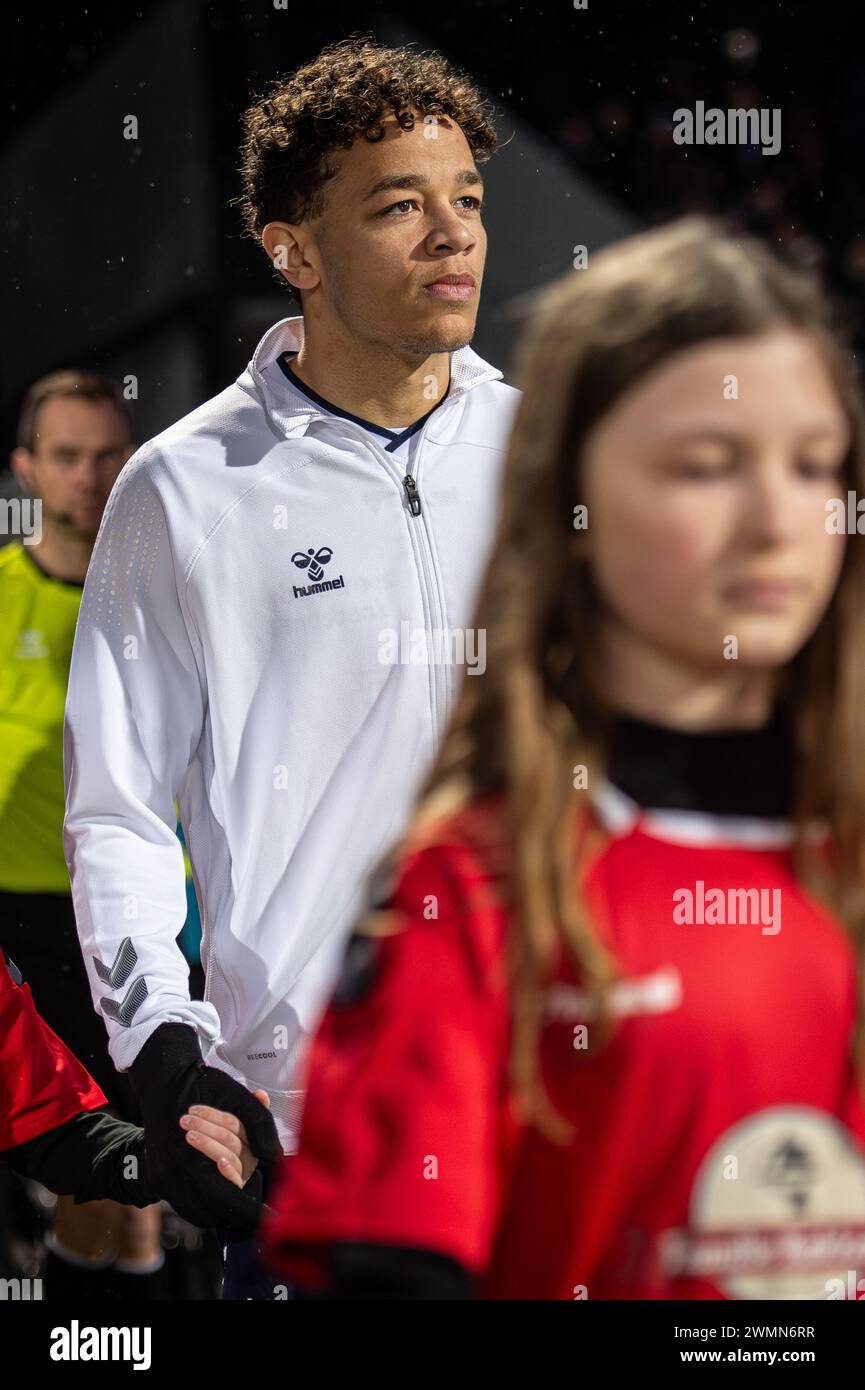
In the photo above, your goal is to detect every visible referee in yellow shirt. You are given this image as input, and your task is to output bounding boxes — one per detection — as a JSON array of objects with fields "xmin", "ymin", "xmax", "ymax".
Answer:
[{"xmin": 1, "ymin": 370, "xmax": 167, "ymax": 1298}]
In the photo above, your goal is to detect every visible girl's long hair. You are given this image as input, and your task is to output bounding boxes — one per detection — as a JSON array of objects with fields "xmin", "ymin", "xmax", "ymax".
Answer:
[{"xmin": 397, "ymin": 217, "xmax": 865, "ymax": 1138}]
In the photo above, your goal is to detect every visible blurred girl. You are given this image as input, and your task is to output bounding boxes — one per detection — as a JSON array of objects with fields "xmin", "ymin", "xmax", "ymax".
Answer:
[{"xmin": 265, "ymin": 218, "xmax": 865, "ymax": 1300}]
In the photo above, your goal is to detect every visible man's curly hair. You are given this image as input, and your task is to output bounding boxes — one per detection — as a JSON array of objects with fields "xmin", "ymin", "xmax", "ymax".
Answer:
[{"xmin": 237, "ymin": 36, "xmax": 499, "ymax": 244}]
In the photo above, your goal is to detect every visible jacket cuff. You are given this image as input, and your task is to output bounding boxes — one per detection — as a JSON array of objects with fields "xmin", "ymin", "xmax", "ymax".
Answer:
[{"xmin": 129, "ymin": 1021, "xmax": 202, "ymax": 1092}]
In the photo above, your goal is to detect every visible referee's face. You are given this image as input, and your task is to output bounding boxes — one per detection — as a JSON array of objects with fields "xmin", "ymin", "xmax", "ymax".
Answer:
[
  {"xmin": 15, "ymin": 397, "xmax": 132, "ymax": 540},
  {"xmin": 300, "ymin": 110, "xmax": 487, "ymax": 357}
]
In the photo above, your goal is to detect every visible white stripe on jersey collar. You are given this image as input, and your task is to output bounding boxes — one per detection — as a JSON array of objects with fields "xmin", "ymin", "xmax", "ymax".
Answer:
[{"xmin": 590, "ymin": 777, "xmax": 827, "ymax": 849}]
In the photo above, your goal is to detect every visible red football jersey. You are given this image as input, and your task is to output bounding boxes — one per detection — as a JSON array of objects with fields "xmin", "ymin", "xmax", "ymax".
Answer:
[
  {"xmin": 265, "ymin": 791, "xmax": 865, "ymax": 1300},
  {"xmin": 0, "ymin": 949, "xmax": 107, "ymax": 1151}
]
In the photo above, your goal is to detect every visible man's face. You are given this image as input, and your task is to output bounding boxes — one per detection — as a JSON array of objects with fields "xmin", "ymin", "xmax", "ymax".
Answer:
[
  {"xmin": 287, "ymin": 111, "xmax": 487, "ymax": 356},
  {"xmin": 13, "ymin": 396, "xmax": 133, "ymax": 539}
]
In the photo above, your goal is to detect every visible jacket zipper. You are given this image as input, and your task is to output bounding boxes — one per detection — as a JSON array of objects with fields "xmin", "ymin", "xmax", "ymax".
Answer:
[
  {"xmin": 403, "ymin": 434, "xmax": 450, "ymax": 745},
  {"xmin": 314, "ymin": 420, "xmax": 451, "ymax": 748},
  {"xmin": 403, "ymin": 474, "xmax": 422, "ymax": 515}
]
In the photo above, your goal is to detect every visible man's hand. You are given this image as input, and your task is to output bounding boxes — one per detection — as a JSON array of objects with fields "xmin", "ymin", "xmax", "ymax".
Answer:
[
  {"xmin": 129, "ymin": 1023, "xmax": 282, "ymax": 1236},
  {"xmin": 180, "ymin": 1089, "xmax": 271, "ymax": 1189}
]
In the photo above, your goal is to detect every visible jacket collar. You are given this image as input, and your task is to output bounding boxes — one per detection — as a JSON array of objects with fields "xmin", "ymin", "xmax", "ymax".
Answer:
[{"xmin": 245, "ymin": 315, "xmax": 503, "ymax": 440}]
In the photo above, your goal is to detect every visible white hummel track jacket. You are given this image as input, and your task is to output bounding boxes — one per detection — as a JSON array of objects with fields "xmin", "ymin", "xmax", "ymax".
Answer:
[{"xmin": 63, "ymin": 315, "xmax": 521, "ymax": 1149}]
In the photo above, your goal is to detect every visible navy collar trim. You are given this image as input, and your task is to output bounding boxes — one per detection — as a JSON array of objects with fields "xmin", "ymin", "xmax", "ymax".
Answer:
[{"xmin": 277, "ymin": 352, "xmax": 450, "ymax": 451}]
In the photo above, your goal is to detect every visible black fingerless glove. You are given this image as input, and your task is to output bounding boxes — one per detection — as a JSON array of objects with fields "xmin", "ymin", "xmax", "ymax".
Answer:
[{"xmin": 129, "ymin": 1022, "xmax": 281, "ymax": 1238}]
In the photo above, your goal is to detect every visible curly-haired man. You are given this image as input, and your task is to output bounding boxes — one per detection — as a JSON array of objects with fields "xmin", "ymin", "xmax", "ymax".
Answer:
[{"xmin": 62, "ymin": 37, "xmax": 521, "ymax": 1296}]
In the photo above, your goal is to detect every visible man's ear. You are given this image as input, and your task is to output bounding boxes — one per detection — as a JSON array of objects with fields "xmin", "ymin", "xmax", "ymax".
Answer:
[
  {"xmin": 9, "ymin": 447, "xmax": 35, "ymax": 493},
  {"xmin": 261, "ymin": 222, "xmax": 320, "ymax": 294}
]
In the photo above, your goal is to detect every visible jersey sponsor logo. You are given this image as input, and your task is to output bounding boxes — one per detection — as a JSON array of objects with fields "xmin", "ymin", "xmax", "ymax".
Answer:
[
  {"xmin": 291, "ymin": 545, "xmax": 346, "ymax": 598},
  {"xmin": 15, "ymin": 628, "xmax": 48, "ymax": 660},
  {"xmin": 544, "ymin": 965, "xmax": 683, "ymax": 1021},
  {"xmin": 657, "ymin": 1107, "xmax": 865, "ymax": 1298}
]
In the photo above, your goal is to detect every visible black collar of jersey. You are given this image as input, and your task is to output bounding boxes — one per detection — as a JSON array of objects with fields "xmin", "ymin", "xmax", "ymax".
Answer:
[
  {"xmin": 606, "ymin": 699, "xmax": 797, "ymax": 818},
  {"xmin": 20, "ymin": 542, "xmax": 85, "ymax": 590},
  {"xmin": 277, "ymin": 351, "xmax": 451, "ymax": 452}
]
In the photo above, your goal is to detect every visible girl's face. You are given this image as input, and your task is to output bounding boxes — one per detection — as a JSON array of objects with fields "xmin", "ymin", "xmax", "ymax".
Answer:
[{"xmin": 580, "ymin": 331, "xmax": 851, "ymax": 677}]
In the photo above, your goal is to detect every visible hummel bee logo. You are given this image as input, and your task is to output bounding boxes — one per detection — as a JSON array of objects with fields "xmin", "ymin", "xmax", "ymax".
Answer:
[
  {"xmin": 292, "ymin": 546, "xmax": 332, "ymax": 582},
  {"xmin": 290, "ymin": 545, "xmax": 346, "ymax": 598}
]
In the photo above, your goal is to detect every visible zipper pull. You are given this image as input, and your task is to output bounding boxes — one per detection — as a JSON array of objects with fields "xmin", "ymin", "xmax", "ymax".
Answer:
[{"xmin": 403, "ymin": 473, "xmax": 422, "ymax": 516}]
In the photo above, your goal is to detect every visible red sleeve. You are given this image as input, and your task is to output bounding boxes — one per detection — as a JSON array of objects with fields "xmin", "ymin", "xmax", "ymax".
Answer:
[
  {"xmin": 0, "ymin": 951, "xmax": 107, "ymax": 1151},
  {"xmin": 263, "ymin": 836, "xmax": 510, "ymax": 1290}
]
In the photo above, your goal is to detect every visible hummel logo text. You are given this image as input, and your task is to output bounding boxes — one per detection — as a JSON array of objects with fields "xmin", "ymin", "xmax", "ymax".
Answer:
[{"xmin": 291, "ymin": 545, "xmax": 345, "ymax": 598}]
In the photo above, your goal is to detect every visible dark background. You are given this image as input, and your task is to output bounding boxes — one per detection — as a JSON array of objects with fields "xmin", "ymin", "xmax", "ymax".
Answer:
[{"xmin": 3, "ymin": 0, "xmax": 863, "ymax": 457}]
